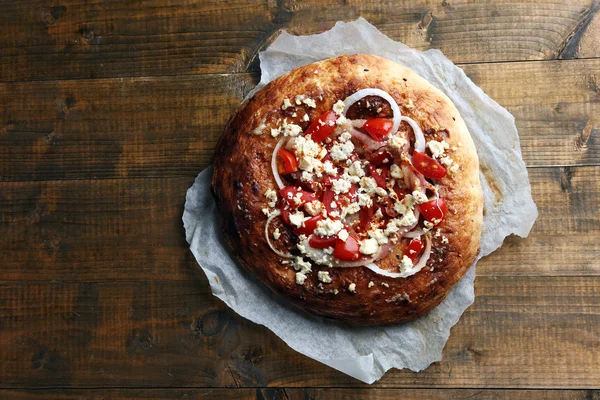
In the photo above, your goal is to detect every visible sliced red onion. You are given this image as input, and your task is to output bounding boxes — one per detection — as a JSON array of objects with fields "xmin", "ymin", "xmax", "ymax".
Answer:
[
  {"xmin": 364, "ymin": 233, "xmax": 432, "ymax": 278},
  {"xmin": 271, "ymin": 137, "xmax": 288, "ymax": 189},
  {"xmin": 264, "ymin": 210, "xmax": 293, "ymax": 259},
  {"xmin": 399, "ymin": 116, "xmax": 425, "ymax": 153},
  {"xmin": 351, "ymin": 119, "xmax": 367, "ymax": 128},
  {"xmin": 349, "ymin": 127, "xmax": 383, "ymax": 152},
  {"xmin": 343, "ymin": 89, "xmax": 401, "ymax": 134},
  {"xmin": 332, "ymin": 247, "xmax": 382, "ymax": 268},
  {"xmin": 403, "ymin": 229, "xmax": 424, "ymax": 239}
]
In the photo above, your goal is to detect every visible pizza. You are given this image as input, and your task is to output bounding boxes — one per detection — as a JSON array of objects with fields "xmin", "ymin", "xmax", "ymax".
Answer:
[{"xmin": 212, "ymin": 54, "xmax": 483, "ymax": 325}]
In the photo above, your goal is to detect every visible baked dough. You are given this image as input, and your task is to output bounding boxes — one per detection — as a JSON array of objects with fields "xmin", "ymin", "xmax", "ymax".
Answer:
[{"xmin": 212, "ymin": 54, "xmax": 483, "ymax": 325}]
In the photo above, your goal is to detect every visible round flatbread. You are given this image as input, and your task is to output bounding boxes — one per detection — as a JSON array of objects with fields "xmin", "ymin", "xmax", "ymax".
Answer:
[{"xmin": 212, "ymin": 54, "xmax": 483, "ymax": 325}]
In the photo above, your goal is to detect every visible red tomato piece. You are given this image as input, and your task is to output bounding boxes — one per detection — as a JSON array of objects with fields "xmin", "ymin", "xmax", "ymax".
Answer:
[
  {"xmin": 368, "ymin": 164, "xmax": 388, "ymax": 189},
  {"xmin": 333, "ymin": 234, "xmax": 361, "ymax": 261},
  {"xmin": 308, "ymin": 235, "xmax": 337, "ymax": 249},
  {"xmin": 393, "ymin": 185, "xmax": 409, "ymax": 201},
  {"xmin": 294, "ymin": 215, "xmax": 323, "ymax": 236},
  {"xmin": 366, "ymin": 149, "xmax": 393, "ymax": 166},
  {"xmin": 363, "ymin": 118, "xmax": 394, "ymax": 141},
  {"xmin": 280, "ymin": 203, "xmax": 291, "ymax": 225},
  {"xmin": 382, "ymin": 197, "xmax": 398, "ymax": 218},
  {"xmin": 419, "ymin": 198, "xmax": 447, "ymax": 223},
  {"xmin": 412, "ymin": 151, "xmax": 447, "ymax": 179},
  {"xmin": 277, "ymin": 148, "xmax": 298, "ymax": 174},
  {"xmin": 405, "ymin": 238, "xmax": 423, "ymax": 262},
  {"xmin": 280, "ymin": 186, "xmax": 317, "ymax": 208},
  {"xmin": 321, "ymin": 189, "xmax": 337, "ymax": 213},
  {"xmin": 304, "ymin": 111, "xmax": 338, "ymax": 142}
]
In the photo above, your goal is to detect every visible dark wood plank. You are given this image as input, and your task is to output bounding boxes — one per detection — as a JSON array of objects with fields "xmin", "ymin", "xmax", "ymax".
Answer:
[
  {"xmin": 0, "ymin": 275, "xmax": 599, "ymax": 388},
  {"xmin": 1, "ymin": 0, "xmax": 599, "ymax": 82},
  {"xmin": 1, "ymin": 166, "xmax": 598, "ymax": 282},
  {"xmin": 1, "ymin": 59, "xmax": 599, "ymax": 183},
  {"xmin": 1, "ymin": 388, "xmax": 597, "ymax": 400}
]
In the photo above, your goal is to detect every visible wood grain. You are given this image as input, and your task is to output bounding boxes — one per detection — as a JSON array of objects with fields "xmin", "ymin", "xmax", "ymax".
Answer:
[
  {"xmin": 1, "ymin": 59, "xmax": 599, "ymax": 184},
  {"xmin": 0, "ymin": 166, "xmax": 598, "ymax": 282},
  {"xmin": 1, "ymin": 0, "xmax": 599, "ymax": 82},
  {"xmin": 2, "ymin": 388, "xmax": 598, "ymax": 400},
  {"xmin": 0, "ymin": 275, "xmax": 599, "ymax": 388}
]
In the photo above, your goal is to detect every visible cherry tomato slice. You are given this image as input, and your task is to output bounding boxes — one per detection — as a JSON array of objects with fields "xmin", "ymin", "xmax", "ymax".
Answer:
[
  {"xmin": 419, "ymin": 198, "xmax": 447, "ymax": 223},
  {"xmin": 393, "ymin": 185, "xmax": 410, "ymax": 201},
  {"xmin": 382, "ymin": 197, "xmax": 398, "ymax": 218},
  {"xmin": 366, "ymin": 148, "xmax": 393, "ymax": 166},
  {"xmin": 321, "ymin": 189, "xmax": 337, "ymax": 214},
  {"xmin": 368, "ymin": 164, "xmax": 388, "ymax": 189},
  {"xmin": 304, "ymin": 111, "xmax": 338, "ymax": 142},
  {"xmin": 294, "ymin": 215, "xmax": 322, "ymax": 236},
  {"xmin": 277, "ymin": 148, "xmax": 298, "ymax": 174},
  {"xmin": 363, "ymin": 118, "xmax": 394, "ymax": 141},
  {"xmin": 334, "ymin": 234, "xmax": 361, "ymax": 261},
  {"xmin": 412, "ymin": 151, "xmax": 447, "ymax": 179},
  {"xmin": 280, "ymin": 203, "xmax": 291, "ymax": 225},
  {"xmin": 280, "ymin": 186, "xmax": 317, "ymax": 208},
  {"xmin": 405, "ymin": 238, "xmax": 423, "ymax": 262},
  {"xmin": 309, "ymin": 235, "xmax": 337, "ymax": 249}
]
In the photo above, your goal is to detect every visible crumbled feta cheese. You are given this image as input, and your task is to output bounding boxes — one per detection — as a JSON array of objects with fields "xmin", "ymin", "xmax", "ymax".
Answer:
[
  {"xmin": 292, "ymin": 112, "xmax": 297, "ymax": 117},
  {"xmin": 295, "ymin": 272, "xmax": 307, "ymax": 285},
  {"xmin": 374, "ymin": 187, "xmax": 388, "ymax": 197},
  {"xmin": 300, "ymin": 171, "xmax": 312, "ymax": 182},
  {"xmin": 348, "ymin": 283, "xmax": 356, "ymax": 292},
  {"xmin": 439, "ymin": 156, "xmax": 453, "ymax": 167},
  {"xmin": 390, "ymin": 164, "xmax": 404, "ymax": 179},
  {"xmin": 318, "ymin": 271, "xmax": 332, "ymax": 283},
  {"xmin": 323, "ymin": 161, "xmax": 337, "ymax": 175},
  {"xmin": 270, "ymin": 128, "xmax": 280, "ymax": 137},
  {"xmin": 299, "ymin": 156, "xmax": 323, "ymax": 173},
  {"xmin": 374, "ymin": 209, "xmax": 384, "ymax": 219},
  {"xmin": 347, "ymin": 160, "xmax": 365, "ymax": 178},
  {"xmin": 399, "ymin": 255, "xmax": 414, "ymax": 273},
  {"xmin": 282, "ymin": 98, "xmax": 292, "ymax": 110},
  {"xmin": 360, "ymin": 238, "xmax": 379, "ymax": 255},
  {"xmin": 273, "ymin": 228, "xmax": 281, "ymax": 240},
  {"xmin": 304, "ymin": 200, "xmax": 323, "ymax": 216},
  {"xmin": 329, "ymin": 141, "xmax": 355, "ymax": 161},
  {"xmin": 405, "ymin": 98, "xmax": 415, "ymax": 109},
  {"xmin": 427, "ymin": 140, "xmax": 450, "ymax": 158},
  {"xmin": 338, "ymin": 229, "xmax": 349, "ymax": 242},
  {"xmin": 423, "ymin": 220, "xmax": 435, "ymax": 231},
  {"xmin": 341, "ymin": 202, "xmax": 360, "ymax": 218},
  {"xmin": 289, "ymin": 211, "xmax": 305, "ymax": 228},
  {"xmin": 262, "ymin": 208, "xmax": 276, "ymax": 217},
  {"xmin": 359, "ymin": 176, "xmax": 378, "ymax": 194},
  {"xmin": 292, "ymin": 256, "xmax": 311, "ymax": 273},
  {"xmin": 333, "ymin": 100, "xmax": 345, "ymax": 115},
  {"xmin": 388, "ymin": 135, "xmax": 408, "ymax": 150},
  {"xmin": 381, "ymin": 282, "xmax": 389, "ymax": 288},
  {"xmin": 332, "ymin": 177, "xmax": 352, "ymax": 194},
  {"xmin": 333, "ymin": 289, "xmax": 339, "ymax": 294},
  {"xmin": 336, "ymin": 114, "xmax": 349, "ymax": 127},
  {"xmin": 291, "ymin": 136, "xmax": 320, "ymax": 157},
  {"xmin": 368, "ymin": 281, "xmax": 374, "ymax": 288},
  {"xmin": 294, "ymin": 95, "xmax": 305, "ymax": 105},
  {"xmin": 368, "ymin": 229, "xmax": 388, "ymax": 245},
  {"xmin": 396, "ymin": 209, "xmax": 418, "ymax": 226},
  {"xmin": 384, "ymin": 220, "xmax": 399, "ymax": 236},
  {"xmin": 314, "ymin": 218, "xmax": 344, "ymax": 237},
  {"xmin": 441, "ymin": 236, "xmax": 449, "ymax": 244},
  {"xmin": 412, "ymin": 190, "xmax": 428, "ymax": 204},
  {"xmin": 338, "ymin": 131, "xmax": 352, "ymax": 143},
  {"xmin": 357, "ymin": 192, "xmax": 373, "ymax": 207},
  {"xmin": 281, "ymin": 121, "xmax": 303, "ymax": 137},
  {"xmin": 303, "ymin": 114, "xmax": 310, "ymax": 122},
  {"xmin": 450, "ymin": 164, "xmax": 460, "ymax": 174},
  {"xmin": 264, "ymin": 189, "xmax": 278, "ymax": 207},
  {"xmin": 303, "ymin": 97, "xmax": 316, "ymax": 108},
  {"xmin": 252, "ymin": 123, "xmax": 266, "ymax": 135}
]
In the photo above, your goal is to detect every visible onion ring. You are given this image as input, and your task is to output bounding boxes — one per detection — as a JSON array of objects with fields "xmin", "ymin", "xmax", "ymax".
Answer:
[
  {"xmin": 271, "ymin": 137, "xmax": 288, "ymax": 189},
  {"xmin": 264, "ymin": 210, "xmax": 293, "ymax": 259}
]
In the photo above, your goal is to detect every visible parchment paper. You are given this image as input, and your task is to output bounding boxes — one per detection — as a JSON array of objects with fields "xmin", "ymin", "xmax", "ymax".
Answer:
[{"xmin": 183, "ymin": 18, "xmax": 538, "ymax": 384}]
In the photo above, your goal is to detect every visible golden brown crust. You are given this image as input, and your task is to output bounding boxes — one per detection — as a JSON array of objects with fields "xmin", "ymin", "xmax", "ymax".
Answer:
[{"xmin": 212, "ymin": 54, "xmax": 483, "ymax": 325}]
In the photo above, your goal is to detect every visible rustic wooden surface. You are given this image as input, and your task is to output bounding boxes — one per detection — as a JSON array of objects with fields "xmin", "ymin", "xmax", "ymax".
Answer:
[{"xmin": 1, "ymin": 0, "xmax": 599, "ymax": 399}]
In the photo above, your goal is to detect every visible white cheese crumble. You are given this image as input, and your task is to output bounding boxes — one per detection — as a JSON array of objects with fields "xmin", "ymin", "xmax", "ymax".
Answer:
[
  {"xmin": 348, "ymin": 283, "xmax": 356, "ymax": 292},
  {"xmin": 333, "ymin": 100, "xmax": 345, "ymax": 115},
  {"xmin": 323, "ymin": 160, "xmax": 337, "ymax": 175},
  {"xmin": 359, "ymin": 176, "xmax": 378, "ymax": 194},
  {"xmin": 303, "ymin": 97, "xmax": 316, "ymax": 108},
  {"xmin": 368, "ymin": 229, "xmax": 388, "ymax": 245},
  {"xmin": 381, "ymin": 282, "xmax": 389, "ymax": 288},
  {"xmin": 314, "ymin": 218, "xmax": 344, "ymax": 237},
  {"xmin": 295, "ymin": 95, "xmax": 305, "ymax": 105},
  {"xmin": 347, "ymin": 160, "xmax": 365, "ymax": 178},
  {"xmin": 388, "ymin": 135, "xmax": 408, "ymax": 150},
  {"xmin": 368, "ymin": 281, "xmax": 374, "ymax": 288},
  {"xmin": 450, "ymin": 164, "xmax": 460, "ymax": 174},
  {"xmin": 412, "ymin": 190, "xmax": 428, "ymax": 204},
  {"xmin": 341, "ymin": 202, "xmax": 360, "ymax": 218},
  {"xmin": 270, "ymin": 128, "xmax": 280, "ymax": 137},
  {"xmin": 299, "ymin": 156, "xmax": 323, "ymax": 174},
  {"xmin": 338, "ymin": 131, "xmax": 352, "ymax": 143},
  {"xmin": 390, "ymin": 164, "xmax": 404, "ymax": 179},
  {"xmin": 295, "ymin": 272, "xmax": 307, "ymax": 285},
  {"xmin": 331, "ymin": 177, "xmax": 352, "ymax": 194},
  {"xmin": 400, "ymin": 255, "xmax": 414, "ymax": 273},
  {"xmin": 427, "ymin": 140, "xmax": 450, "ymax": 158},
  {"xmin": 292, "ymin": 256, "xmax": 311, "ymax": 274},
  {"xmin": 338, "ymin": 229, "xmax": 349, "ymax": 242},
  {"xmin": 357, "ymin": 192, "xmax": 373, "ymax": 207},
  {"xmin": 280, "ymin": 121, "xmax": 303, "ymax": 137},
  {"xmin": 318, "ymin": 271, "xmax": 332, "ymax": 283},
  {"xmin": 252, "ymin": 123, "xmax": 266, "ymax": 135},
  {"xmin": 282, "ymin": 98, "xmax": 292, "ymax": 110},
  {"xmin": 439, "ymin": 156, "xmax": 453, "ymax": 167},
  {"xmin": 303, "ymin": 114, "xmax": 310, "ymax": 122},
  {"xmin": 359, "ymin": 238, "xmax": 379, "ymax": 255},
  {"xmin": 304, "ymin": 200, "xmax": 323, "ymax": 216},
  {"xmin": 396, "ymin": 210, "xmax": 418, "ymax": 226},
  {"xmin": 289, "ymin": 211, "xmax": 305, "ymax": 228},
  {"xmin": 330, "ymin": 141, "xmax": 355, "ymax": 161},
  {"xmin": 273, "ymin": 228, "xmax": 281, "ymax": 240},
  {"xmin": 264, "ymin": 189, "xmax": 278, "ymax": 207},
  {"xmin": 441, "ymin": 236, "xmax": 449, "ymax": 244},
  {"xmin": 291, "ymin": 136, "xmax": 320, "ymax": 158}
]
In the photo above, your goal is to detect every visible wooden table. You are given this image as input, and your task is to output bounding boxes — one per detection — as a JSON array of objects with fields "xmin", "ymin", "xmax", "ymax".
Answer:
[{"xmin": 1, "ymin": 1, "xmax": 599, "ymax": 398}]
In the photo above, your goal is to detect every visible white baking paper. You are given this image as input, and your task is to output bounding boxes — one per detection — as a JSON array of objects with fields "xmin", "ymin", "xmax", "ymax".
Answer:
[{"xmin": 183, "ymin": 18, "xmax": 538, "ymax": 384}]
